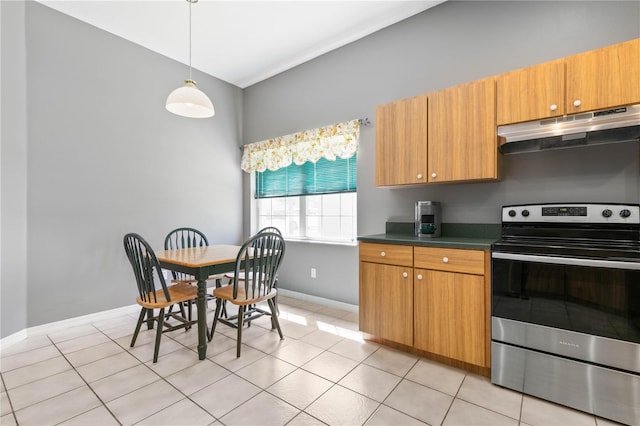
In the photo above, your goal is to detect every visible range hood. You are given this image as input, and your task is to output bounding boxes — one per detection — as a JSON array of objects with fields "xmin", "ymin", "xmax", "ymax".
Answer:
[{"xmin": 498, "ymin": 104, "xmax": 640, "ymax": 154}]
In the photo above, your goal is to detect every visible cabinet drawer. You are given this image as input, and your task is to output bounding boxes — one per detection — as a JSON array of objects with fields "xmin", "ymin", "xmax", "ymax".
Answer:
[
  {"xmin": 359, "ymin": 242, "xmax": 413, "ymax": 267},
  {"xmin": 414, "ymin": 246, "xmax": 485, "ymax": 275}
]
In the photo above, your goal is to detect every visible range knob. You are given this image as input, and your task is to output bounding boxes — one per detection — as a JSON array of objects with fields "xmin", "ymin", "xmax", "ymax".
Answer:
[
  {"xmin": 602, "ymin": 209, "xmax": 613, "ymax": 218},
  {"xmin": 508, "ymin": 210, "xmax": 516, "ymax": 217},
  {"xmin": 522, "ymin": 210, "xmax": 530, "ymax": 217},
  {"xmin": 620, "ymin": 209, "xmax": 632, "ymax": 218}
]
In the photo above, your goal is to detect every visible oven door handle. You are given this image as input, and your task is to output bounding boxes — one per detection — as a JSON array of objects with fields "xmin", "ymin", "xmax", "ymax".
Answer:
[{"xmin": 492, "ymin": 252, "xmax": 640, "ymax": 270}]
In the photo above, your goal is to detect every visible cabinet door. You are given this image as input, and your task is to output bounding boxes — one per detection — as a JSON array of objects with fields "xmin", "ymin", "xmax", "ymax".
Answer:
[
  {"xmin": 414, "ymin": 269, "xmax": 485, "ymax": 366},
  {"xmin": 496, "ymin": 60, "xmax": 565, "ymax": 125},
  {"xmin": 375, "ymin": 95, "xmax": 428, "ymax": 186},
  {"xmin": 566, "ymin": 38, "xmax": 640, "ymax": 113},
  {"xmin": 359, "ymin": 262, "xmax": 413, "ymax": 346},
  {"xmin": 428, "ymin": 78, "xmax": 499, "ymax": 183}
]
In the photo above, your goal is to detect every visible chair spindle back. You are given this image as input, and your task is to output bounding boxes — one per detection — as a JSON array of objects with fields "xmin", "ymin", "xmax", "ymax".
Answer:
[
  {"xmin": 232, "ymin": 231, "xmax": 285, "ymax": 301},
  {"xmin": 124, "ymin": 233, "xmax": 169, "ymax": 304},
  {"xmin": 164, "ymin": 227, "xmax": 209, "ymax": 282}
]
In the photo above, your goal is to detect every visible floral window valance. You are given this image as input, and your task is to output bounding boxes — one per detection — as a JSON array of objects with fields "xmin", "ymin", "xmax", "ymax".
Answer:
[{"xmin": 241, "ymin": 119, "xmax": 360, "ymax": 173}]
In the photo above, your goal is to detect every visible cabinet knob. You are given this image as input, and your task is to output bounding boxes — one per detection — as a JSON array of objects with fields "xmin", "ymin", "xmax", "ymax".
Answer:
[
  {"xmin": 550, "ymin": 104, "xmax": 558, "ymax": 111},
  {"xmin": 442, "ymin": 257, "xmax": 449, "ymax": 263},
  {"xmin": 417, "ymin": 274, "xmax": 423, "ymax": 280},
  {"xmin": 402, "ymin": 272, "xmax": 408, "ymax": 278},
  {"xmin": 380, "ymin": 251, "xmax": 386, "ymax": 257},
  {"xmin": 417, "ymin": 174, "xmax": 423, "ymax": 180},
  {"xmin": 431, "ymin": 172, "xmax": 437, "ymax": 178},
  {"xmin": 573, "ymin": 99, "xmax": 581, "ymax": 107}
]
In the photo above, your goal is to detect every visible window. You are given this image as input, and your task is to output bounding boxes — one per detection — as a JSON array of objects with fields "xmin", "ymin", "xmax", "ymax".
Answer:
[
  {"xmin": 242, "ymin": 119, "xmax": 359, "ymax": 244},
  {"xmin": 255, "ymin": 193, "xmax": 357, "ymax": 243},
  {"xmin": 255, "ymin": 157, "xmax": 357, "ymax": 243}
]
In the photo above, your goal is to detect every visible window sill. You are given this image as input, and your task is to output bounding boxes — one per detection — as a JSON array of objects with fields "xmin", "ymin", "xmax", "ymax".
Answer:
[{"xmin": 283, "ymin": 237, "xmax": 358, "ymax": 247}]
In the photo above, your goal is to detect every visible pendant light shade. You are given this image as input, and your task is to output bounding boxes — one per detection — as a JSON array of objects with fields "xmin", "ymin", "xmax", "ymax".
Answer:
[
  {"xmin": 166, "ymin": 0, "xmax": 214, "ymax": 118},
  {"xmin": 166, "ymin": 79, "xmax": 215, "ymax": 118}
]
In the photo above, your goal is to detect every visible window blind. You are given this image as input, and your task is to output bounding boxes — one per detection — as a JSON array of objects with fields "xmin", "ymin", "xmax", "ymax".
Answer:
[{"xmin": 255, "ymin": 155, "xmax": 356, "ymax": 199}]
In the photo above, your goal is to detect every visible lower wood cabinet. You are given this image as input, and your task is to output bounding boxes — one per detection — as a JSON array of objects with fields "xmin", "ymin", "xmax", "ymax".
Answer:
[
  {"xmin": 413, "ymin": 269, "xmax": 485, "ymax": 366},
  {"xmin": 359, "ymin": 262, "xmax": 413, "ymax": 346},
  {"xmin": 359, "ymin": 242, "xmax": 490, "ymax": 369}
]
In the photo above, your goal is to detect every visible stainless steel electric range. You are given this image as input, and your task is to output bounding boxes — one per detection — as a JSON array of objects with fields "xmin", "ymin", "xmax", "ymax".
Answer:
[{"xmin": 491, "ymin": 203, "xmax": 640, "ymax": 425}]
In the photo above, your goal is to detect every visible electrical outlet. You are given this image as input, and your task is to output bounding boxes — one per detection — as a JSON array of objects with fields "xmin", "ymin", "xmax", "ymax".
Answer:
[{"xmin": 311, "ymin": 268, "xmax": 317, "ymax": 278}]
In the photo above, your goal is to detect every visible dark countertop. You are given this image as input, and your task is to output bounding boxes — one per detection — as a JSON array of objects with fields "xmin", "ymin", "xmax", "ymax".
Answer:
[{"xmin": 358, "ymin": 223, "xmax": 500, "ymax": 250}]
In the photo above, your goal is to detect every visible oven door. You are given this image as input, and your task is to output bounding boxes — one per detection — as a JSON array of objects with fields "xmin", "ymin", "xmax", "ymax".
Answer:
[{"xmin": 491, "ymin": 252, "xmax": 640, "ymax": 372}]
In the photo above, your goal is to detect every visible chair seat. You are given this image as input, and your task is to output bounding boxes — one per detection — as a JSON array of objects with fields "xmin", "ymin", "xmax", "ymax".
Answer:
[
  {"xmin": 136, "ymin": 283, "xmax": 197, "ymax": 309},
  {"xmin": 213, "ymin": 284, "xmax": 276, "ymax": 306}
]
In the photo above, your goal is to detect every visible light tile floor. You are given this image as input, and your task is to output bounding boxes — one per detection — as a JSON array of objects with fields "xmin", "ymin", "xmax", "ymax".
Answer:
[{"xmin": 0, "ymin": 295, "xmax": 622, "ymax": 426}]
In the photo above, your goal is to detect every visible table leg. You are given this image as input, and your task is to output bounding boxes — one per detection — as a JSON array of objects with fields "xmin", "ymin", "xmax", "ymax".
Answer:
[{"xmin": 197, "ymin": 278, "xmax": 208, "ymax": 360}]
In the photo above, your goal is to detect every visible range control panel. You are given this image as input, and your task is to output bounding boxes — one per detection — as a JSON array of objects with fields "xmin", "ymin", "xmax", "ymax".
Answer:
[{"xmin": 502, "ymin": 203, "xmax": 640, "ymax": 224}]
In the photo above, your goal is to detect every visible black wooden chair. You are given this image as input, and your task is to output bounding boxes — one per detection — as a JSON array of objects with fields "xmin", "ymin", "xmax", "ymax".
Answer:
[
  {"xmin": 123, "ymin": 233, "xmax": 197, "ymax": 363},
  {"xmin": 208, "ymin": 230, "xmax": 286, "ymax": 357},
  {"xmin": 223, "ymin": 226, "xmax": 283, "ymax": 316},
  {"xmin": 164, "ymin": 227, "xmax": 225, "ymax": 318}
]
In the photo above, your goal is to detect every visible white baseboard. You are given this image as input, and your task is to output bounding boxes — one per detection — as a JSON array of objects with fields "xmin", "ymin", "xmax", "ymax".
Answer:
[
  {"xmin": 0, "ymin": 329, "xmax": 28, "ymax": 352},
  {"xmin": 278, "ymin": 289, "xmax": 358, "ymax": 313},
  {"xmin": 27, "ymin": 304, "xmax": 139, "ymax": 337},
  {"xmin": 1, "ymin": 292, "xmax": 357, "ymax": 350},
  {"xmin": 0, "ymin": 304, "xmax": 138, "ymax": 351}
]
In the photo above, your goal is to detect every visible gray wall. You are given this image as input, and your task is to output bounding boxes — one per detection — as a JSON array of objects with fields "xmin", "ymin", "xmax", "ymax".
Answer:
[
  {"xmin": 1, "ymin": 1, "xmax": 29, "ymax": 338},
  {"xmin": 243, "ymin": 1, "xmax": 640, "ymax": 305},
  {"xmin": 1, "ymin": 1, "xmax": 244, "ymax": 336},
  {"xmin": 2, "ymin": 1, "xmax": 638, "ymax": 337}
]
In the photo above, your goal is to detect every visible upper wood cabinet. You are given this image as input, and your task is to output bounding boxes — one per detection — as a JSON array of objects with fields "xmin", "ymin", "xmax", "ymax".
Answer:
[
  {"xmin": 428, "ymin": 78, "xmax": 499, "ymax": 183},
  {"xmin": 496, "ymin": 59, "xmax": 566, "ymax": 125},
  {"xmin": 375, "ymin": 38, "xmax": 638, "ymax": 184},
  {"xmin": 375, "ymin": 94, "xmax": 428, "ymax": 186},
  {"xmin": 497, "ymin": 38, "xmax": 640, "ymax": 125},
  {"xmin": 566, "ymin": 38, "xmax": 640, "ymax": 114}
]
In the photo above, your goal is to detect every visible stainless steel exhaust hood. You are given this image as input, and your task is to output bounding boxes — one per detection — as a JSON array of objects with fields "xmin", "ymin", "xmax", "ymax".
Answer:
[{"xmin": 498, "ymin": 104, "xmax": 640, "ymax": 154}]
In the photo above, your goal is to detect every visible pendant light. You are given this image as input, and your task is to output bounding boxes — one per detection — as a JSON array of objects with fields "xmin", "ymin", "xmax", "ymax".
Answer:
[{"xmin": 166, "ymin": 0, "xmax": 215, "ymax": 118}]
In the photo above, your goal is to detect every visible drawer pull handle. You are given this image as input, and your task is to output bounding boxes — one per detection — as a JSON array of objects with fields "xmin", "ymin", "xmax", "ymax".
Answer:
[
  {"xmin": 573, "ymin": 99, "xmax": 581, "ymax": 107},
  {"xmin": 402, "ymin": 272, "xmax": 408, "ymax": 278},
  {"xmin": 443, "ymin": 257, "xmax": 449, "ymax": 263},
  {"xmin": 417, "ymin": 274, "xmax": 423, "ymax": 280},
  {"xmin": 380, "ymin": 251, "xmax": 386, "ymax": 257},
  {"xmin": 550, "ymin": 104, "xmax": 558, "ymax": 111}
]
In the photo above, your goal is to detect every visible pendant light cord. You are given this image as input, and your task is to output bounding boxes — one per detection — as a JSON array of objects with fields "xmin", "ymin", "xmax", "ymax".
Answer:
[{"xmin": 189, "ymin": 0, "xmax": 192, "ymax": 81}]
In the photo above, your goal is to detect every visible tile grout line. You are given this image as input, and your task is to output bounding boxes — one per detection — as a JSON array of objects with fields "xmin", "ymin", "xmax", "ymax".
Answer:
[
  {"xmin": 114, "ymin": 311, "xmax": 330, "ymax": 425},
  {"xmin": 95, "ymin": 318, "xmax": 233, "ymax": 425},
  {"xmin": 46, "ymin": 332, "xmax": 124, "ymax": 426},
  {"xmin": 209, "ymin": 311, "xmax": 366, "ymax": 424},
  {"xmin": 260, "ymin": 331, "xmax": 339, "ymax": 414},
  {"xmin": 7, "ymin": 305, "xmax": 369, "ymax": 424},
  {"xmin": 272, "ymin": 312, "xmax": 413, "ymax": 425},
  {"xmin": 0, "ymin": 371, "xmax": 19, "ymax": 425},
  {"xmin": 3, "ymin": 301, "xmax": 531, "ymax": 426},
  {"xmin": 438, "ymin": 370, "xmax": 469, "ymax": 425},
  {"xmin": 362, "ymin": 351, "xmax": 428, "ymax": 426}
]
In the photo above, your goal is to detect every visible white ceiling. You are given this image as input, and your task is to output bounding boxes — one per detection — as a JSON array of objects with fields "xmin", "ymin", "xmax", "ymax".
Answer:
[{"xmin": 36, "ymin": 0, "xmax": 445, "ymax": 88}]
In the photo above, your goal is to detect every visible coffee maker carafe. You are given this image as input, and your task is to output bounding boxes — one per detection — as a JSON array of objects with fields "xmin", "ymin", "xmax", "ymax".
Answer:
[{"xmin": 415, "ymin": 201, "xmax": 441, "ymax": 238}]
